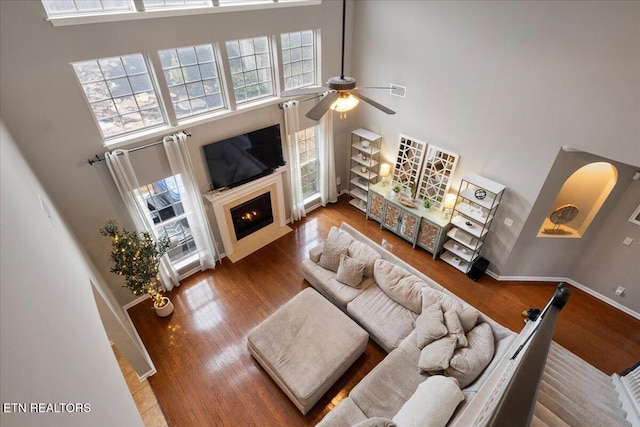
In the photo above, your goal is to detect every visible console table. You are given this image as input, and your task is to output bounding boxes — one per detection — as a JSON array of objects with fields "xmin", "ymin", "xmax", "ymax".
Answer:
[{"xmin": 366, "ymin": 182, "xmax": 451, "ymax": 258}]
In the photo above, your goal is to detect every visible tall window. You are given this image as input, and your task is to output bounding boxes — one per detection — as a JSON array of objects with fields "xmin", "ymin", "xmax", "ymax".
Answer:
[
  {"xmin": 296, "ymin": 126, "xmax": 319, "ymax": 198},
  {"xmin": 42, "ymin": 0, "xmax": 133, "ymax": 16},
  {"xmin": 281, "ymin": 30, "xmax": 316, "ymax": 90},
  {"xmin": 158, "ymin": 44, "xmax": 225, "ymax": 120},
  {"xmin": 225, "ymin": 36, "xmax": 274, "ymax": 104},
  {"xmin": 137, "ymin": 175, "xmax": 197, "ymax": 266},
  {"xmin": 72, "ymin": 54, "xmax": 165, "ymax": 138}
]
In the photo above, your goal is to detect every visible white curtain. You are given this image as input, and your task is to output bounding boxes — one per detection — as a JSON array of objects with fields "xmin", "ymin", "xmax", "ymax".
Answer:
[
  {"xmin": 105, "ymin": 150, "xmax": 180, "ymax": 291},
  {"xmin": 162, "ymin": 132, "xmax": 217, "ymax": 271},
  {"xmin": 318, "ymin": 96, "xmax": 339, "ymax": 206},
  {"xmin": 283, "ymin": 100, "xmax": 306, "ymax": 221}
]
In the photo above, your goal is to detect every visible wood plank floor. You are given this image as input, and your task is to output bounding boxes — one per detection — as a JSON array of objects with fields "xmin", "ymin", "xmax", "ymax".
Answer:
[{"xmin": 127, "ymin": 195, "xmax": 640, "ymax": 427}]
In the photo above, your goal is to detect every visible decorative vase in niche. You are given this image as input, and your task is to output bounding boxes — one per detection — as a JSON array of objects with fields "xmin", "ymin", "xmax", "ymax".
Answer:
[{"xmin": 154, "ymin": 297, "xmax": 174, "ymax": 317}]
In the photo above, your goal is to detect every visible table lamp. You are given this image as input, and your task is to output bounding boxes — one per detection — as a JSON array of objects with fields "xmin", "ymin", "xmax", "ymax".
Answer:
[
  {"xmin": 443, "ymin": 193, "xmax": 457, "ymax": 218},
  {"xmin": 380, "ymin": 163, "xmax": 391, "ymax": 186}
]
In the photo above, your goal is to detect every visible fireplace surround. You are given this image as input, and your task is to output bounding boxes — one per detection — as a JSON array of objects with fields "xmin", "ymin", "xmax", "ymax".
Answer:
[{"xmin": 204, "ymin": 170, "xmax": 291, "ymax": 263}]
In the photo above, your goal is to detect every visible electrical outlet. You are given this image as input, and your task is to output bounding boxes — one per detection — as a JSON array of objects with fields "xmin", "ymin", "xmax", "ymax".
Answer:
[
  {"xmin": 615, "ymin": 286, "xmax": 625, "ymax": 296},
  {"xmin": 504, "ymin": 218, "xmax": 514, "ymax": 227},
  {"xmin": 623, "ymin": 237, "xmax": 633, "ymax": 246}
]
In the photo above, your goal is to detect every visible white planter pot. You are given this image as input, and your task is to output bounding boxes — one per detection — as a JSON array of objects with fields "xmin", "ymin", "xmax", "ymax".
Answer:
[{"xmin": 154, "ymin": 297, "xmax": 174, "ymax": 317}]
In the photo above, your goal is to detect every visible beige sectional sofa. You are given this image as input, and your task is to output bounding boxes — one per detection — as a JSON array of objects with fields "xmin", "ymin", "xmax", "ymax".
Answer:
[{"xmin": 301, "ymin": 223, "xmax": 517, "ymax": 426}]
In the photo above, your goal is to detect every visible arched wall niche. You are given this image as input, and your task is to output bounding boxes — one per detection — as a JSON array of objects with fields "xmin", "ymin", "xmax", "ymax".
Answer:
[{"xmin": 538, "ymin": 162, "xmax": 618, "ymax": 238}]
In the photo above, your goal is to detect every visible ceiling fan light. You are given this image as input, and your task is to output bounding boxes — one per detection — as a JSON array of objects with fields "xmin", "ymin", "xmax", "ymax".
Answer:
[{"xmin": 331, "ymin": 93, "xmax": 359, "ymax": 112}]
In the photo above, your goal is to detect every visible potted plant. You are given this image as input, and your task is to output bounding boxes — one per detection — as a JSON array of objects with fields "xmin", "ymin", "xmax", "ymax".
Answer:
[
  {"xmin": 100, "ymin": 220, "xmax": 173, "ymax": 317},
  {"xmin": 392, "ymin": 183, "xmax": 402, "ymax": 197},
  {"xmin": 423, "ymin": 198, "xmax": 432, "ymax": 210}
]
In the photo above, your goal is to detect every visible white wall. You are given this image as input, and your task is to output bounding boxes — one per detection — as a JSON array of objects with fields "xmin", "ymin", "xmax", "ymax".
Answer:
[
  {"xmin": 347, "ymin": 1, "xmax": 639, "ymax": 282},
  {"xmin": 0, "ymin": 0, "xmax": 343, "ymax": 305},
  {"xmin": 0, "ymin": 121, "xmax": 143, "ymax": 426}
]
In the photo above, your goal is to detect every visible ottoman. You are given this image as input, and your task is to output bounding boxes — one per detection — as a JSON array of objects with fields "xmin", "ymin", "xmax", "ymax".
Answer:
[{"xmin": 247, "ymin": 288, "xmax": 369, "ymax": 414}]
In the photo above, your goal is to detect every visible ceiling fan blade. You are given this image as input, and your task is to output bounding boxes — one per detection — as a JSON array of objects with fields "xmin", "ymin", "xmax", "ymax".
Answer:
[
  {"xmin": 351, "ymin": 92, "xmax": 396, "ymax": 115},
  {"xmin": 280, "ymin": 86, "xmax": 327, "ymax": 97},
  {"xmin": 306, "ymin": 92, "xmax": 339, "ymax": 121}
]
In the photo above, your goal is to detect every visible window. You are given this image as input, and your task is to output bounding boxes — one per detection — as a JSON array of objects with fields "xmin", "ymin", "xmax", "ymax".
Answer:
[
  {"xmin": 225, "ymin": 36, "xmax": 274, "ymax": 104},
  {"xmin": 296, "ymin": 126, "xmax": 319, "ymax": 198},
  {"xmin": 159, "ymin": 44, "xmax": 225, "ymax": 120},
  {"xmin": 42, "ymin": 0, "xmax": 133, "ymax": 16},
  {"xmin": 137, "ymin": 175, "xmax": 198, "ymax": 266},
  {"xmin": 72, "ymin": 54, "xmax": 165, "ymax": 138},
  {"xmin": 142, "ymin": 0, "xmax": 210, "ymax": 9},
  {"xmin": 281, "ymin": 30, "xmax": 316, "ymax": 90}
]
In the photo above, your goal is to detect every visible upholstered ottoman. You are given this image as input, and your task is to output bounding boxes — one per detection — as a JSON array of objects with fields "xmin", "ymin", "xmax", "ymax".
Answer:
[{"xmin": 247, "ymin": 287, "xmax": 369, "ymax": 414}]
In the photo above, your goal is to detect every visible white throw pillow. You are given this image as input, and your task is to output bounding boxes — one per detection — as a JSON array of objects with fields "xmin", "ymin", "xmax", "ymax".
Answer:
[
  {"xmin": 318, "ymin": 240, "xmax": 348, "ymax": 272},
  {"xmin": 418, "ymin": 336, "xmax": 457, "ymax": 373},
  {"xmin": 446, "ymin": 322, "xmax": 495, "ymax": 388},
  {"xmin": 421, "ymin": 287, "xmax": 479, "ymax": 332},
  {"xmin": 392, "ymin": 375, "xmax": 464, "ymax": 427},
  {"xmin": 416, "ymin": 302, "xmax": 448, "ymax": 349},
  {"xmin": 336, "ymin": 254, "xmax": 366, "ymax": 288},
  {"xmin": 348, "ymin": 239, "xmax": 382, "ymax": 277},
  {"xmin": 444, "ymin": 309, "xmax": 468, "ymax": 349},
  {"xmin": 351, "ymin": 417, "xmax": 397, "ymax": 427}
]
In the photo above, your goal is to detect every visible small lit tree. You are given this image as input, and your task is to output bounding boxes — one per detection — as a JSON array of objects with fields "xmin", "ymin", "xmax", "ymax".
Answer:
[{"xmin": 100, "ymin": 220, "xmax": 171, "ymax": 308}]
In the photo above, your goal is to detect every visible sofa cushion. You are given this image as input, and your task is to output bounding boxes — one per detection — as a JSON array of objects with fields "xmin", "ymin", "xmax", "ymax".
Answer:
[
  {"xmin": 348, "ymin": 285, "xmax": 418, "ymax": 352},
  {"xmin": 352, "ymin": 417, "xmax": 397, "ymax": 427},
  {"xmin": 444, "ymin": 309, "xmax": 468, "ymax": 349},
  {"xmin": 350, "ymin": 348, "xmax": 428, "ymax": 419},
  {"xmin": 418, "ymin": 336, "xmax": 457, "ymax": 373},
  {"xmin": 392, "ymin": 375, "xmax": 464, "ymax": 427},
  {"xmin": 415, "ymin": 302, "xmax": 447, "ymax": 349},
  {"xmin": 446, "ymin": 322, "xmax": 495, "ymax": 388},
  {"xmin": 315, "ymin": 397, "xmax": 368, "ymax": 427},
  {"xmin": 422, "ymin": 287, "xmax": 478, "ymax": 332},
  {"xmin": 319, "ymin": 239, "xmax": 349, "ymax": 272},
  {"xmin": 336, "ymin": 254, "xmax": 366, "ymax": 288},
  {"xmin": 374, "ymin": 259, "xmax": 423, "ymax": 314},
  {"xmin": 349, "ymin": 239, "xmax": 382, "ymax": 277},
  {"xmin": 309, "ymin": 243, "xmax": 323, "ymax": 263}
]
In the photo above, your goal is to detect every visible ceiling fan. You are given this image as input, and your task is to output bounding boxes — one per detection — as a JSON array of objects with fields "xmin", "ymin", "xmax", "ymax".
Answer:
[{"xmin": 280, "ymin": 0, "xmax": 396, "ymax": 121}]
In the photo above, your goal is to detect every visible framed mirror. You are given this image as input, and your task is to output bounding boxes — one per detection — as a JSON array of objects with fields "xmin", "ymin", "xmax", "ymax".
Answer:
[
  {"xmin": 392, "ymin": 134, "xmax": 428, "ymax": 195},
  {"xmin": 417, "ymin": 144, "xmax": 459, "ymax": 209}
]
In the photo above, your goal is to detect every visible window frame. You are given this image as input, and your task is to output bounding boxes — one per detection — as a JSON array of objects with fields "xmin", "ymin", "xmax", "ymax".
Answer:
[
  {"xmin": 279, "ymin": 29, "xmax": 318, "ymax": 92},
  {"xmin": 296, "ymin": 126, "xmax": 320, "ymax": 200}
]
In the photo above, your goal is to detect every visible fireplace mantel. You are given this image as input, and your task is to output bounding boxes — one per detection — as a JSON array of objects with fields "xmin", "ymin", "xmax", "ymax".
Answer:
[{"xmin": 204, "ymin": 170, "xmax": 291, "ymax": 263}]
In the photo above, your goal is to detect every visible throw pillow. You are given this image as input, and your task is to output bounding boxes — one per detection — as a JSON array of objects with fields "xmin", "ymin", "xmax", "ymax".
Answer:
[
  {"xmin": 374, "ymin": 260, "xmax": 423, "ymax": 313},
  {"xmin": 318, "ymin": 240, "xmax": 349, "ymax": 272},
  {"xmin": 351, "ymin": 417, "xmax": 397, "ymax": 427},
  {"xmin": 348, "ymin": 240, "xmax": 382, "ymax": 277},
  {"xmin": 445, "ymin": 322, "xmax": 495, "ymax": 388},
  {"xmin": 421, "ymin": 287, "xmax": 479, "ymax": 332},
  {"xmin": 416, "ymin": 302, "xmax": 448, "ymax": 349},
  {"xmin": 392, "ymin": 375, "xmax": 464, "ymax": 427},
  {"xmin": 444, "ymin": 309, "xmax": 468, "ymax": 349},
  {"xmin": 418, "ymin": 335, "xmax": 457, "ymax": 373},
  {"xmin": 327, "ymin": 226, "xmax": 355, "ymax": 248},
  {"xmin": 336, "ymin": 254, "xmax": 366, "ymax": 288}
]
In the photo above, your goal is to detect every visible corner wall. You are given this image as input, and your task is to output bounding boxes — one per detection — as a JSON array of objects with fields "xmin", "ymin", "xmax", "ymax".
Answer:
[{"xmin": 1, "ymin": 121, "xmax": 143, "ymax": 426}]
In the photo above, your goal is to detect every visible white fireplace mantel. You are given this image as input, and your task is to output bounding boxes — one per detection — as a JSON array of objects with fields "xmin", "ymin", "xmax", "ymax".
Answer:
[{"xmin": 203, "ymin": 170, "xmax": 291, "ymax": 263}]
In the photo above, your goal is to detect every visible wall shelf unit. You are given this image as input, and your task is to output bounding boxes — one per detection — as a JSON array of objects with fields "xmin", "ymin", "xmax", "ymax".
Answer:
[
  {"xmin": 441, "ymin": 174, "xmax": 505, "ymax": 273},
  {"xmin": 349, "ymin": 128, "xmax": 382, "ymax": 212}
]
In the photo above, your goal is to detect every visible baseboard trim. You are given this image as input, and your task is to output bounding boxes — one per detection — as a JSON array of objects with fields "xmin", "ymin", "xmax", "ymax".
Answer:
[{"xmin": 487, "ymin": 272, "xmax": 640, "ymax": 320}]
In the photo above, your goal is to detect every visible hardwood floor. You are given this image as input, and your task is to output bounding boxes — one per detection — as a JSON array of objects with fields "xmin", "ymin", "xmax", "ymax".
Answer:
[{"xmin": 127, "ymin": 195, "xmax": 640, "ymax": 427}]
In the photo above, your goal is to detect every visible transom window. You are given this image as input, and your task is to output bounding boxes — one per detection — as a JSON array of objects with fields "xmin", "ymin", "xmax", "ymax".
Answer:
[
  {"xmin": 42, "ymin": 0, "xmax": 133, "ymax": 16},
  {"xmin": 72, "ymin": 54, "xmax": 165, "ymax": 138},
  {"xmin": 296, "ymin": 126, "xmax": 319, "ymax": 198},
  {"xmin": 225, "ymin": 37, "xmax": 274, "ymax": 104},
  {"xmin": 159, "ymin": 44, "xmax": 225, "ymax": 120},
  {"xmin": 281, "ymin": 30, "xmax": 316, "ymax": 90},
  {"xmin": 137, "ymin": 175, "xmax": 198, "ymax": 266},
  {"xmin": 143, "ymin": 0, "xmax": 210, "ymax": 9}
]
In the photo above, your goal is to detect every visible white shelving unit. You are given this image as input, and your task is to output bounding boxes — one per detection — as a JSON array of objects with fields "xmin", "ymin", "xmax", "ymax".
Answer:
[
  {"xmin": 441, "ymin": 174, "xmax": 505, "ymax": 274},
  {"xmin": 349, "ymin": 128, "xmax": 382, "ymax": 212}
]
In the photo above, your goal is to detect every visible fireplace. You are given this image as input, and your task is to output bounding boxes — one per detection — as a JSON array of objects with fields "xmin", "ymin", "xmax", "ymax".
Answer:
[
  {"xmin": 204, "ymin": 170, "xmax": 291, "ymax": 263},
  {"xmin": 230, "ymin": 192, "xmax": 274, "ymax": 240}
]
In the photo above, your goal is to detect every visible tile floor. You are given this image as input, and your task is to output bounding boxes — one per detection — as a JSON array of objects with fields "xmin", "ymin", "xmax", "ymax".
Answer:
[{"xmin": 112, "ymin": 345, "xmax": 168, "ymax": 427}]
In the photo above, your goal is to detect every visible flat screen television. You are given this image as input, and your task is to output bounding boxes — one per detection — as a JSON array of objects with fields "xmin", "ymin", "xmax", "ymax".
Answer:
[{"xmin": 203, "ymin": 124, "xmax": 285, "ymax": 190}]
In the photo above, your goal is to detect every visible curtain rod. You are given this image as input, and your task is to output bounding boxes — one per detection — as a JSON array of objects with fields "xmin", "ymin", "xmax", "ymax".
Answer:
[
  {"xmin": 87, "ymin": 130, "xmax": 191, "ymax": 165},
  {"xmin": 278, "ymin": 94, "xmax": 322, "ymax": 109}
]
